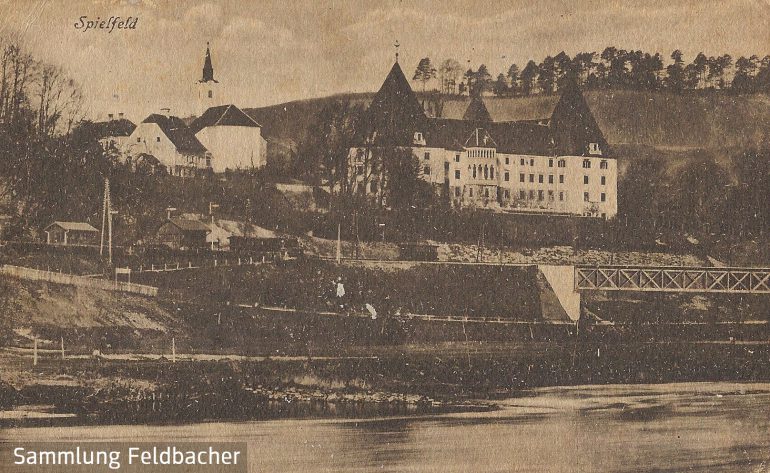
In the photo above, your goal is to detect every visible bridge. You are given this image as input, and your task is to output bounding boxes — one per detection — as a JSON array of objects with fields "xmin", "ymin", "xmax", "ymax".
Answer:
[
  {"xmin": 575, "ymin": 266, "xmax": 770, "ymax": 294},
  {"xmin": 536, "ymin": 265, "xmax": 770, "ymax": 322}
]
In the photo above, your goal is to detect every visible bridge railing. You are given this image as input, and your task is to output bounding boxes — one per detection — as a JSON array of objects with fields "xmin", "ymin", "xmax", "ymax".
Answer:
[{"xmin": 575, "ymin": 266, "xmax": 770, "ymax": 293}]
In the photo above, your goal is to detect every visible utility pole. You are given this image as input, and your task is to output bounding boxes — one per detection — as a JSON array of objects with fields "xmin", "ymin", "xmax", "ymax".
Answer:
[
  {"xmin": 209, "ymin": 202, "xmax": 219, "ymax": 250},
  {"xmin": 100, "ymin": 178, "xmax": 110, "ymax": 256},
  {"xmin": 100, "ymin": 178, "xmax": 117, "ymax": 263},
  {"xmin": 336, "ymin": 223, "xmax": 342, "ymax": 263}
]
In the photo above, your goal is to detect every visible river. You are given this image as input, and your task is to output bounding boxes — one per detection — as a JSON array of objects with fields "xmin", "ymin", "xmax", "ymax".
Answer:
[{"xmin": 3, "ymin": 382, "xmax": 770, "ymax": 472}]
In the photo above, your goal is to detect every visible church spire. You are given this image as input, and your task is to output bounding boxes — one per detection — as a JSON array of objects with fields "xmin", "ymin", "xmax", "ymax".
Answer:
[{"xmin": 201, "ymin": 42, "xmax": 215, "ymax": 83}]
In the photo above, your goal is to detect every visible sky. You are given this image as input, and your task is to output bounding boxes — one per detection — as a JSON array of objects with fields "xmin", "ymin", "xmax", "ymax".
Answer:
[{"xmin": 0, "ymin": 0, "xmax": 768, "ymax": 122}]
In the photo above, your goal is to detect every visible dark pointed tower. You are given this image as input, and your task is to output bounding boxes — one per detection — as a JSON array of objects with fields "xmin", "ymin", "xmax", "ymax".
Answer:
[
  {"xmin": 463, "ymin": 94, "xmax": 492, "ymax": 122},
  {"xmin": 201, "ymin": 42, "xmax": 215, "ymax": 83},
  {"xmin": 362, "ymin": 61, "xmax": 427, "ymax": 146},
  {"xmin": 196, "ymin": 42, "xmax": 222, "ymax": 116}
]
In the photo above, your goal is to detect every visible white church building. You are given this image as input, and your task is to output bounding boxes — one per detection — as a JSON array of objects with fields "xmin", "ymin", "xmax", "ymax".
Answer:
[
  {"xmin": 190, "ymin": 104, "xmax": 267, "ymax": 172},
  {"xmin": 123, "ymin": 43, "xmax": 267, "ymax": 175}
]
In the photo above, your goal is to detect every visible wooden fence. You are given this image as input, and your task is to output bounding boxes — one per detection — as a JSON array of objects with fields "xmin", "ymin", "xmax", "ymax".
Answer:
[{"xmin": 0, "ymin": 264, "xmax": 158, "ymax": 297}]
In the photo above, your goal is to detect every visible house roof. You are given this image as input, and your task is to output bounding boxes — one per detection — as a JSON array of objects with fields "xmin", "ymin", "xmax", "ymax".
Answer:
[
  {"xmin": 423, "ymin": 119, "xmax": 554, "ymax": 155},
  {"xmin": 142, "ymin": 114, "xmax": 208, "ymax": 154},
  {"xmin": 189, "ymin": 104, "xmax": 261, "ymax": 133},
  {"xmin": 440, "ymin": 95, "xmax": 560, "ymax": 122},
  {"xmin": 462, "ymin": 95, "xmax": 492, "ymax": 122},
  {"xmin": 94, "ymin": 118, "xmax": 136, "ymax": 138},
  {"xmin": 45, "ymin": 221, "xmax": 98, "ymax": 232},
  {"xmin": 166, "ymin": 218, "xmax": 211, "ymax": 233},
  {"xmin": 359, "ymin": 62, "xmax": 428, "ymax": 146}
]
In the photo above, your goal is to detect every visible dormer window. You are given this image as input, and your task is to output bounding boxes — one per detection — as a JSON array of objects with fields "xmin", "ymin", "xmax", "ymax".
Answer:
[
  {"xmin": 588, "ymin": 142, "xmax": 601, "ymax": 155},
  {"xmin": 413, "ymin": 132, "xmax": 425, "ymax": 145}
]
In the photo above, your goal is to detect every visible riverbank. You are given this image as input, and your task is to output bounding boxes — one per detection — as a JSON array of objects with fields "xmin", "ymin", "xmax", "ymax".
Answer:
[
  {"xmin": 3, "ymin": 337, "xmax": 770, "ymax": 428},
  {"xmin": 0, "ymin": 350, "xmax": 497, "ymax": 428}
]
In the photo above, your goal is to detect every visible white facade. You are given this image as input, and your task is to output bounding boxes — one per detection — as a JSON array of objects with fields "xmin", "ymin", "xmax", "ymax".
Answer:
[
  {"xmin": 350, "ymin": 144, "xmax": 618, "ymax": 219},
  {"xmin": 195, "ymin": 125, "xmax": 267, "ymax": 173},
  {"xmin": 125, "ymin": 122, "xmax": 211, "ymax": 176}
]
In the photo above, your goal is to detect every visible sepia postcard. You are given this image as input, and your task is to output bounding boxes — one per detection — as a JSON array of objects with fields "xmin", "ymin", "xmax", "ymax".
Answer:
[{"xmin": 0, "ymin": 0, "xmax": 769, "ymax": 471}]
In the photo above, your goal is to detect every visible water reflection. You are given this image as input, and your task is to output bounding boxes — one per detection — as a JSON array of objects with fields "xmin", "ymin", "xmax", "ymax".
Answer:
[{"xmin": 4, "ymin": 382, "xmax": 770, "ymax": 472}]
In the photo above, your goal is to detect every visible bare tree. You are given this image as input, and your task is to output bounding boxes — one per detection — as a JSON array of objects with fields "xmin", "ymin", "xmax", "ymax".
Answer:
[{"xmin": 36, "ymin": 64, "xmax": 83, "ymax": 136}]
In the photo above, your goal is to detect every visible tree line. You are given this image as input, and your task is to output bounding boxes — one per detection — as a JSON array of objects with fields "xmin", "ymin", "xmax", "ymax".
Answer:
[{"xmin": 412, "ymin": 48, "xmax": 770, "ymax": 97}]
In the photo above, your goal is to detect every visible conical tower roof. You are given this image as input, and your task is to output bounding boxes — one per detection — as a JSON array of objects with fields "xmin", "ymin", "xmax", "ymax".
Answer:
[
  {"xmin": 463, "ymin": 94, "xmax": 492, "ymax": 122},
  {"xmin": 201, "ymin": 43, "xmax": 216, "ymax": 83},
  {"xmin": 363, "ymin": 62, "xmax": 427, "ymax": 145}
]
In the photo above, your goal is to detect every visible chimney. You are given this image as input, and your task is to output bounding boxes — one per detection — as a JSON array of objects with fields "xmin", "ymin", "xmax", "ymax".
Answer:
[
  {"xmin": 118, "ymin": 112, "xmax": 124, "ymax": 119},
  {"xmin": 160, "ymin": 107, "xmax": 171, "ymax": 117},
  {"xmin": 108, "ymin": 113, "xmax": 114, "ymax": 120}
]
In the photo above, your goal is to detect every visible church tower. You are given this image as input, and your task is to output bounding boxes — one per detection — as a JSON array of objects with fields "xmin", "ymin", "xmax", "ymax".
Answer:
[{"xmin": 196, "ymin": 43, "xmax": 221, "ymax": 116}]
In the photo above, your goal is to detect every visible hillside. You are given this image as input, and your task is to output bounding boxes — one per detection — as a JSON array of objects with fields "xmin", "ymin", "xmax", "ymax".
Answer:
[{"xmin": 245, "ymin": 90, "xmax": 770, "ymax": 163}]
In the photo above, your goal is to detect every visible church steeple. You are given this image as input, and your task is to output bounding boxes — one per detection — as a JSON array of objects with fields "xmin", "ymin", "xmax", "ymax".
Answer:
[{"xmin": 201, "ymin": 42, "xmax": 216, "ymax": 83}]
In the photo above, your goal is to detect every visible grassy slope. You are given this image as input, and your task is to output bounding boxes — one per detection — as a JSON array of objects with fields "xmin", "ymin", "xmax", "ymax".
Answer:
[{"xmin": 135, "ymin": 260, "xmax": 542, "ymax": 320}]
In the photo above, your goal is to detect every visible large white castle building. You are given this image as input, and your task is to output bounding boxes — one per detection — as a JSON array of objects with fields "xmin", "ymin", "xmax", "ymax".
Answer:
[{"xmin": 350, "ymin": 62, "xmax": 618, "ymax": 219}]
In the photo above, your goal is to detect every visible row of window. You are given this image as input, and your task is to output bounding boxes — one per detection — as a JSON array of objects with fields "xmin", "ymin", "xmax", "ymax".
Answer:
[
  {"xmin": 469, "ymin": 164, "xmax": 494, "ymax": 180},
  {"xmin": 137, "ymin": 136, "xmax": 163, "ymax": 143},
  {"xmin": 454, "ymin": 187, "xmax": 607, "ymax": 203},
  {"xmin": 433, "ymin": 152, "xmax": 610, "ymax": 171}
]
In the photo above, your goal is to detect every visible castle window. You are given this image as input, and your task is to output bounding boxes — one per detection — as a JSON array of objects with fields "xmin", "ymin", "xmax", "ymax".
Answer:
[
  {"xmin": 548, "ymin": 159, "xmax": 553, "ymax": 167},
  {"xmin": 559, "ymin": 191, "xmax": 564, "ymax": 201},
  {"xmin": 584, "ymin": 175, "xmax": 589, "ymax": 184},
  {"xmin": 520, "ymin": 158, "xmax": 525, "ymax": 166},
  {"xmin": 455, "ymin": 170, "xmax": 461, "ymax": 179},
  {"xmin": 424, "ymin": 166, "xmax": 431, "ymax": 175},
  {"xmin": 519, "ymin": 190, "xmax": 526, "ymax": 199},
  {"xmin": 538, "ymin": 174, "xmax": 544, "ymax": 184},
  {"xmin": 156, "ymin": 136, "xmax": 161, "ymax": 142},
  {"xmin": 538, "ymin": 190, "xmax": 544, "ymax": 201},
  {"xmin": 504, "ymin": 172, "xmax": 510, "ymax": 182},
  {"xmin": 519, "ymin": 173, "xmax": 525, "ymax": 183},
  {"xmin": 601, "ymin": 176, "xmax": 606, "ymax": 185},
  {"xmin": 529, "ymin": 174, "xmax": 534, "ymax": 183},
  {"xmin": 530, "ymin": 158, "xmax": 535, "ymax": 166},
  {"xmin": 601, "ymin": 193, "xmax": 606, "ymax": 202},
  {"xmin": 455, "ymin": 187, "xmax": 461, "ymax": 197},
  {"xmin": 455, "ymin": 154, "xmax": 460, "ymax": 162},
  {"xmin": 600, "ymin": 160, "xmax": 608, "ymax": 169},
  {"xmin": 424, "ymin": 152, "xmax": 430, "ymax": 160},
  {"xmin": 137, "ymin": 137, "xmax": 141, "ymax": 143},
  {"xmin": 559, "ymin": 175, "xmax": 565, "ymax": 184},
  {"xmin": 208, "ymin": 90, "xmax": 213, "ymax": 98},
  {"xmin": 584, "ymin": 192, "xmax": 590, "ymax": 202},
  {"xmin": 490, "ymin": 166, "xmax": 494, "ymax": 179},
  {"xmin": 558, "ymin": 159, "xmax": 566, "ymax": 168},
  {"xmin": 529, "ymin": 190, "xmax": 535, "ymax": 199},
  {"xmin": 548, "ymin": 190, "xmax": 554, "ymax": 201},
  {"xmin": 504, "ymin": 190, "xmax": 510, "ymax": 199},
  {"xmin": 548, "ymin": 175, "xmax": 554, "ymax": 184},
  {"xmin": 505, "ymin": 157, "xmax": 509, "ymax": 165},
  {"xmin": 582, "ymin": 159, "xmax": 591, "ymax": 169}
]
